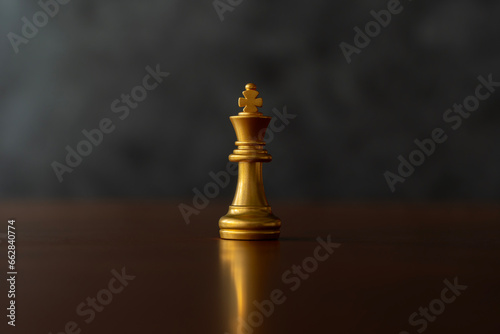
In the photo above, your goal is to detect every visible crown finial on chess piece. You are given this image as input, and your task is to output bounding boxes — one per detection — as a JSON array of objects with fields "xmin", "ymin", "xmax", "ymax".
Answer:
[
  {"xmin": 238, "ymin": 83, "xmax": 263, "ymax": 114},
  {"xmin": 245, "ymin": 83, "xmax": 257, "ymax": 90}
]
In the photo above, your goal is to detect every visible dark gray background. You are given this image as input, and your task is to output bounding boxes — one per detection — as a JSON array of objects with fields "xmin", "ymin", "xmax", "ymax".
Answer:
[{"xmin": 1, "ymin": 0, "xmax": 499, "ymax": 199}]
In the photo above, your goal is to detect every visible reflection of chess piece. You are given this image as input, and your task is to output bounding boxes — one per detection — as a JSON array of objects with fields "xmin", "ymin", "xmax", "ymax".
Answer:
[
  {"xmin": 219, "ymin": 240, "xmax": 280, "ymax": 333},
  {"xmin": 219, "ymin": 83, "xmax": 281, "ymax": 240}
]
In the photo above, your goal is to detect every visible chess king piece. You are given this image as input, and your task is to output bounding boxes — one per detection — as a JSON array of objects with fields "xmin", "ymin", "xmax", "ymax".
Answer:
[{"xmin": 219, "ymin": 83, "xmax": 281, "ymax": 240}]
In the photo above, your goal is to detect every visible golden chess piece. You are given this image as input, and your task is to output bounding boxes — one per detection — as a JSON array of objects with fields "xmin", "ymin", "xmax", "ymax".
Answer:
[{"xmin": 219, "ymin": 83, "xmax": 281, "ymax": 240}]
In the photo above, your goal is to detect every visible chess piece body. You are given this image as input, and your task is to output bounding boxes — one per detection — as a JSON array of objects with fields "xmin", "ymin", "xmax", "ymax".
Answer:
[{"xmin": 219, "ymin": 83, "xmax": 281, "ymax": 240}]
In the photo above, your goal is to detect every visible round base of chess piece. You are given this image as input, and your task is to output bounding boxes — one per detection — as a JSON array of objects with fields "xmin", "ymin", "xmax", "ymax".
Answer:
[{"xmin": 219, "ymin": 206, "xmax": 281, "ymax": 240}]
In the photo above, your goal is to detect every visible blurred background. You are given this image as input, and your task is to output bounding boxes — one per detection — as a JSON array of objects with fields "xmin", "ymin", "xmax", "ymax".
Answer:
[{"xmin": 1, "ymin": 0, "xmax": 499, "ymax": 200}]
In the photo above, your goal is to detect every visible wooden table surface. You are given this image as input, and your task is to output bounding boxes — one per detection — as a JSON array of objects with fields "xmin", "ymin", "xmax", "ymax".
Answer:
[{"xmin": 1, "ymin": 201, "xmax": 499, "ymax": 334}]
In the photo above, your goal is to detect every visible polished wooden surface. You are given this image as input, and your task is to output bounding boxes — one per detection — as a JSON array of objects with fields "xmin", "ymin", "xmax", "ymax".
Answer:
[{"xmin": 1, "ymin": 201, "xmax": 499, "ymax": 333}]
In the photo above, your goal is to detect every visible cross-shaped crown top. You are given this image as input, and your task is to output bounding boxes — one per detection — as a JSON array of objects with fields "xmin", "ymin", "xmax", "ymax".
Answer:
[{"xmin": 238, "ymin": 83, "xmax": 263, "ymax": 113}]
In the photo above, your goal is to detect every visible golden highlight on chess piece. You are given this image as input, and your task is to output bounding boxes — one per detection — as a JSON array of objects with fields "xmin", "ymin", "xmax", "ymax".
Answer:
[{"xmin": 219, "ymin": 83, "xmax": 281, "ymax": 240}]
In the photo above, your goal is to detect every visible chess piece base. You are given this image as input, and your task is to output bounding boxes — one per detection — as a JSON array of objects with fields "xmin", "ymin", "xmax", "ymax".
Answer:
[{"xmin": 219, "ymin": 206, "xmax": 281, "ymax": 240}]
